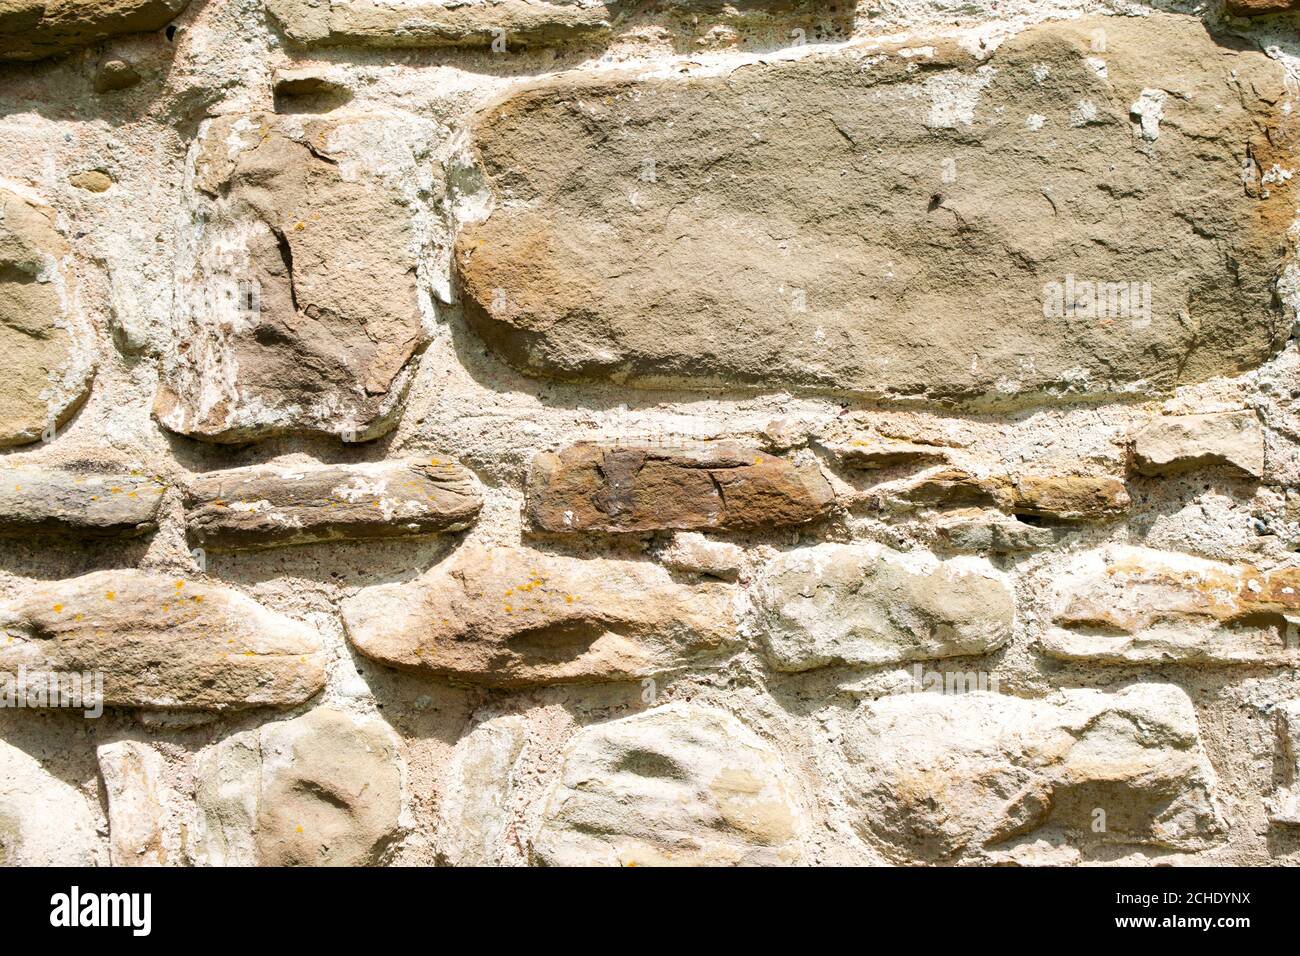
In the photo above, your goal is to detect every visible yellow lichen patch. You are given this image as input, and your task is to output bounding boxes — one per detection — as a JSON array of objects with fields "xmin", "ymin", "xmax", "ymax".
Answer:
[
  {"xmin": 53, "ymin": 603, "xmax": 63, "ymax": 613},
  {"xmin": 105, "ymin": 591, "xmax": 115, "ymax": 601}
]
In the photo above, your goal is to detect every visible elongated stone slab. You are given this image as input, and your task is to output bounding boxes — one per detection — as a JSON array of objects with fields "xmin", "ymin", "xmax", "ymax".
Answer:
[
  {"xmin": 0, "ymin": 468, "xmax": 164, "ymax": 538},
  {"xmin": 266, "ymin": 0, "xmax": 613, "ymax": 49},
  {"xmin": 185, "ymin": 458, "xmax": 482, "ymax": 550},
  {"xmin": 1131, "ymin": 410, "xmax": 1265, "ymax": 478},
  {"xmin": 527, "ymin": 442, "xmax": 833, "ymax": 534},
  {"xmin": 0, "ymin": 570, "xmax": 326, "ymax": 711},
  {"xmin": 1045, "ymin": 546, "xmax": 1300, "ymax": 665},
  {"xmin": 0, "ymin": 0, "xmax": 187, "ymax": 61},
  {"xmin": 455, "ymin": 12, "xmax": 1297, "ymax": 407},
  {"xmin": 753, "ymin": 542, "xmax": 1014, "ymax": 671},
  {"xmin": 341, "ymin": 544, "xmax": 736, "ymax": 687}
]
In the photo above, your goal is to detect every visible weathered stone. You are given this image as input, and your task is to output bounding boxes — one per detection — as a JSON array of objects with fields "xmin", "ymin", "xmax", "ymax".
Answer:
[
  {"xmin": 0, "ymin": 570, "xmax": 326, "ymax": 711},
  {"xmin": 0, "ymin": 467, "xmax": 164, "ymax": 538},
  {"xmin": 527, "ymin": 442, "xmax": 833, "ymax": 534},
  {"xmin": 879, "ymin": 465, "xmax": 1128, "ymax": 523},
  {"xmin": 533, "ymin": 703, "xmax": 804, "ymax": 866},
  {"xmin": 440, "ymin": 715, "xmax": 527, "ymax": 867},
  {"xmin": 928, "ymin": 507, "xmax": 1062, "ymax": 555},
  {"xmin": 1045, "ymin": 546, "xmax": 1300, "ymax": 665},
  {"xmin": 266, "ymin": 0, "xmax": 612, "ymax": 49},
  {"xmin": 68, "ymin": 170, "xmax": 112, "ymax": 193},
  {"xmin": 341, "ymin": 544, "xmax": 736, "ymax": 687},
  {"xmin": 0, "ymin": 187, "xmax": 95, "ymax": 448},
  {"xmin": 185, "ymin": 457, "xmax": 482, "ymax": 551},
  {"xmin": 0, "ymin": 0, "xmax": 186, "ymax": 61},
  {"xmin": 1131, "ymin": 410, "xmax": 1265, "ymax": 478},
  {"xmin": 1267, "ymin": 700, "xmax": 1300, "ymax": 825},
  {"xmin": 1226, "ymin": 0, "xmax": 1298, "ymax": 15},
  {"xmin": 456, "ymin": 13, "xmax": 1297, "ymax": 407},
  {"xmin": 0, "ymin": 739, "xmax": 100, "ymax": 865},
  {"xmin": 97, "ymin": 739, "xmax": 167, "ymax": 866},
  {"xmin": 753, "ymin": 542, "xmax": 1014, "ymax": 671},
  {"xmin": 825, "ymin": 434, "xmax": 949, "ymax": 470},
  {"xmin": 659, "ymin": 531, "xmax": 744, "ymax": 580},
  {"xmin": 840, "ymin": 684, "xmax": 1224, "ymax": 862},
  {"xmin": 155, "ymin": 113, "xmax": 429, "ymax": 443},
  {"xmin": 193, "ymin": 708, "xmax": 402, "ymax": 866},
  {"xmin": 271, "ymin": 67, "xmax": 349, "ymax": 99},
  {"xmin": 94, "ymin": 58, "xmax": 141, "ymax": 93}
]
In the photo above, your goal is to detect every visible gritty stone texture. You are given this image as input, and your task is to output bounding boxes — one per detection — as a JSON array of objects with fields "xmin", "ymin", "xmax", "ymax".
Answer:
[
  {"xmin": 0, "ymin": 0, "xmax": 187, "ymax": 61},
  {"xmin": 527, "ymin": 442, "xmax": 834, "ymax": 534},
  {"xmin": 840, "ymin": 684, "xmax": 1224, "ymax": 864},
  {"xmin": 456, "ymin": 13, "xmax": 1298, "ymax": 408},
  {"xmin": 1045, "ymin": 546, "xmax": 1300, "ymax": 665},
  {"xmin": 97, "ymin": 739, "xmax": 168, "ymax": 865},
  {"xmin": 877, "ymin": 464, "xmax": 1129, "ymax": 523},
  {"xmin": 266, "ymin": 0, "xmax": 614, "ymax": 49},
  {"xmin": 154, "ymin": 113, "xmax": 430, "ymax": 443},
  {"xmin": 193, "ymin": 708, "xmax": 402, "ymax": 866},
  {"xmin": 0, "ymin": 570, "xmax": 326, "ymax": 710},
  {"xmin": 0, "ymin": 738, "xmax": 100, "ymax": 865},
  {"xmin": 0, "ymin": 187, "xmax": 94, "ymax": 448},
  {"xmin": 1131, "ymin": 410, "xmax": 1266, "ymax": 478},
  {"xmin": 533, "ymin": 703, "xmax": 804, "ymax": 866},
  {"xmin": 1226, "ymin": 0, "xmax": 1299, "ymax": 15},
  {"xmin": 659, "ymin": 531, "xmax": 744, "ymax": 580},
  {"xmin": 753, "ymin": 541, "xmax": 1015, "ymax": 671},
  {"xmin": 4, "ymin": 0, "xmax": 1300, "ymax": 870},
  {"xmin": 440, "ymin": 714, "xmax": 527, "ymax": 866},
  {"xmin": 185, "ymin": 457, "xmax": 482, "ymax": 551},
  {"xmin": 342, "ymin": 544, "xmax": 737, "ymax": 687},
  {"xmin": 0, "ymin": 467, "xmax": 164, "ymax": 537},
  {"xmin": 1267, "ymin": 700, "xmax": 1300, "ymax": 825}
]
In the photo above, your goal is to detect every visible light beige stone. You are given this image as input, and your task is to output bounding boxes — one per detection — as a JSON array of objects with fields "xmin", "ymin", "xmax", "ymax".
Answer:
[
  {"xmin": 533, "ymin": 703, "xmax": 804, "ymax": 866},
  {"xmin": 1046, "ymin": 546, "xmax": 1300, "ymax": 665},
  {"xmin": 0, "ymin": 570, "xmax": 326, "ymax": 711},
  {"xmin": 342, "ymin": 544, "xmax": 737, "ymax": 687},
  {"xmin": 439, "ymin": 715, "xmax": 527, "ymax": 867},
  {"xmin": 0, "ymin": 738, "xmax": 100, "ymax": 865},
  {"xmin": 97, "ymin": 739, "xmax": 168, "ymax": 866},
  {"xmin": 840, "ymin": 684, "xmax": 1224, "ymax": 863},
  {"xmin": 753, "ymin": 542, "xmax": 1014, "ymax": 671},
  {"xmin": 659, "ymin": 532, "xmax": 744, "ymax": 580},
  {"xmin": 1132, "ymin": 410, "xmax": 1265, "ymax": 478},
  {"xmin": 193, "ymin": 708, "xmax": 403, "ymax": 866}
]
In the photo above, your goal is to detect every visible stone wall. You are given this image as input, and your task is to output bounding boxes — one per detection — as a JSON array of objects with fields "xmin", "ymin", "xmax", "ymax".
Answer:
[{"xmin": 3, "ymin": 0, "xmax": 1300, "ymax": 867}]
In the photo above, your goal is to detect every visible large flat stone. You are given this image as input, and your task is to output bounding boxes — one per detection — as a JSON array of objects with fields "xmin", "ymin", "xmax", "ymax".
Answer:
[
  {"xmin": 1131, "ymin": 410, "xmax": 1265, "ymax": 478},
  {"xmin": 0, "ymin": 739, "xmax": 100, "ymax": 865},
  {"xmin": 0, "ymin": 467, "xmax": 165, "ymax": 538},
  {"xmin": 0, "ymin": 0, "xmax": 187, "ymax": 61},
  {"xmin": 1046, "ymin": 546, "xmax": 1300, "ymax": 665},
  {"xmin": 533, "ymin": 703, "xmax": 804, "ymax": 866},
  {"xmin": 527, "ymin": 442, "xmax": 833, "ymax": 534},
  {"xmin": 155, "ymin": 114, "xmax": 429, "ymax": 443},
  {"xmin": 185, "ymin": 457, "xmax": 482, "ymax": 551},
  {"xmin": 266, "ymin": 0, "xmax": 613, "ymax": 49},
  {"xmin": 455, "ymin": 13, "xmax": 1297, "ymax": 407},
  {"xmin": 341, "ymin": 544, "xmax": 737, "ymax": 687},
  {"xmin": 753, "ymin": 542, "xmax": 1014, "ymax": 671},
  {"xmin": 0, "ymin": 188, "xmax": 95, "ymax": 447},
  {"xmin": 840, "ymin": 684, "xmax": 1224, "ymax": 863},
  {"xmin": 0, "ymin": 570, "xmax": 326, "ymax": 711}
]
